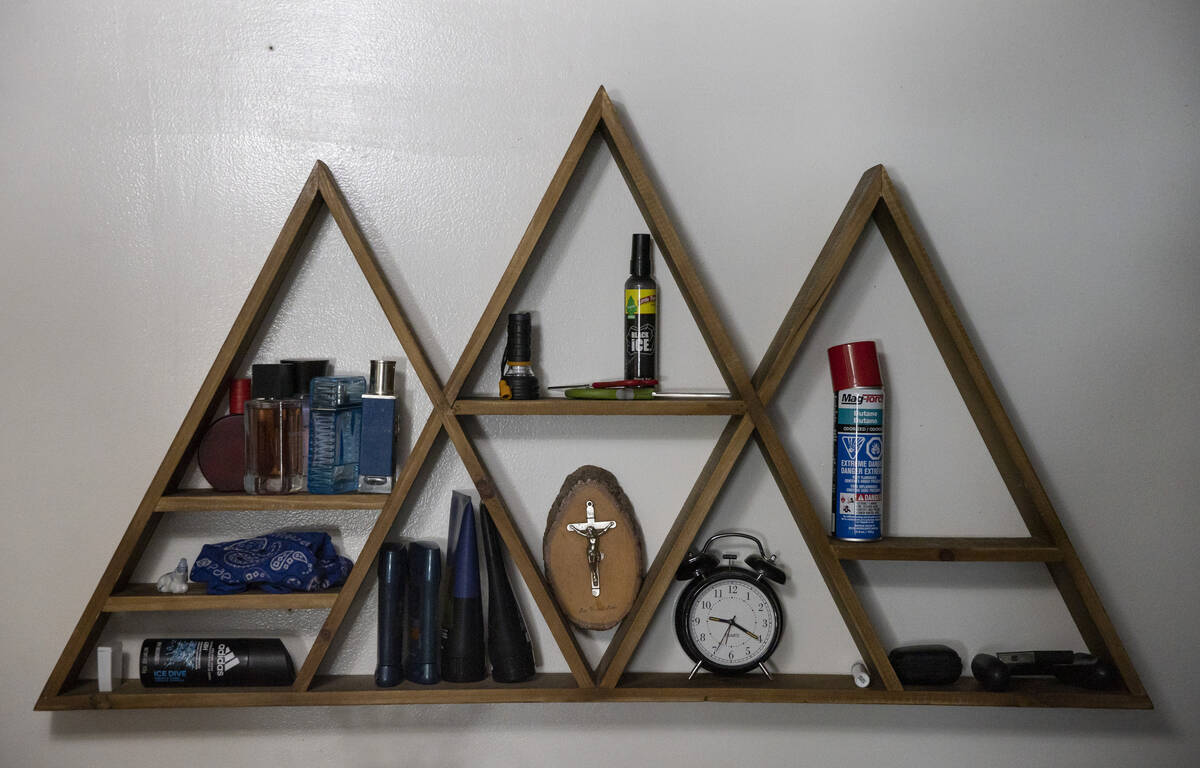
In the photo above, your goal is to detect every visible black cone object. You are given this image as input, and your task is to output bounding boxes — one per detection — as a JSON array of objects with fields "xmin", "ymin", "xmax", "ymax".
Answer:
[{"xmin": 481, "ymin": 503, "xmax": 536, "ymax": 683}]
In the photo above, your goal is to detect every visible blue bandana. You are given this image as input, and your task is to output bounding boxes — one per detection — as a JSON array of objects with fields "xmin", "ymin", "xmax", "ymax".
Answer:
[{"xmin": 190, "ymin": 532, "xmax": 353, "ymax": 595}]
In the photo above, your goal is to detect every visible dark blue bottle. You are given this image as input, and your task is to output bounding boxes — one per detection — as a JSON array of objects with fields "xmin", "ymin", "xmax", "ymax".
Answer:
[
  {"xmin": 375, "ymin": 543, "xmax": 406, "ymax": 687},
  {"xmin": 441, "ymin": 495, "xmax": 485, "ymax": 682},
  {"xmin": 359, "ymin": 360, "xmax": 399, "ymax": 493},
  {"xmin": 405, "ymin": 541, "xmax": 442, "ymax": 684}
]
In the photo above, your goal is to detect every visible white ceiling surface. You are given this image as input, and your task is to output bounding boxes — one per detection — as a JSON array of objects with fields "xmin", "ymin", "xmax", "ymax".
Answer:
[{"xmin": 1, "ymin": 1, "xmax": 1197, "ymax": 765}]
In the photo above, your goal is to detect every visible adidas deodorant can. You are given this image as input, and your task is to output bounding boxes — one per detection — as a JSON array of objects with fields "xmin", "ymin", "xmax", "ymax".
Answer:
[
  {"xmin": 139, "ymin": 638, "xmax": 294, "ymax": 686},
  {"xmin": 828, "ymin": 341, "xmax": 884, "ymax": 541}
]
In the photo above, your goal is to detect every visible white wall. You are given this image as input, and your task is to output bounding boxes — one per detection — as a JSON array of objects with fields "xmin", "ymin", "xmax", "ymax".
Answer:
[{"xmin": 2, "ymin": 0, "xmax": 1197, "ymax": 764}]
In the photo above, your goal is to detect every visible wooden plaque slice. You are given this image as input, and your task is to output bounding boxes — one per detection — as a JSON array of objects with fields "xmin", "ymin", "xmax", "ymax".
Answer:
[{"xmin": 543, "ymin": 465, "xmax": 645, "ymax": 630}]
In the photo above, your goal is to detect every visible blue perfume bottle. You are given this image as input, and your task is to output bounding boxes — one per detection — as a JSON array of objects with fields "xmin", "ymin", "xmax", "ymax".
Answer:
[
  {"xmin": 307, "ymin": 375, "xmax": 366, "ymax": 494},
  {"xmin": 359, "ymin": 359, "xmax": 400, "ymax": 493}
]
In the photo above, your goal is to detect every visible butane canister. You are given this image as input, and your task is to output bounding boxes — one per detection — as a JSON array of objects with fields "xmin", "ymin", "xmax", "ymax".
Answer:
[{"xmin": 828, "ymin": 341, "xmax": 884, "ymax": 541}]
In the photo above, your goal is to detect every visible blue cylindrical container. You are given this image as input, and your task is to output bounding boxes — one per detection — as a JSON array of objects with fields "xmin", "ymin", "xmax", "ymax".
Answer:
[
  {"xmin": 375, "ymin": 543, "xmax": 406, "ymax": 687},
  {"xmin": 828, "ymin": 341, "xmax": 885, "ymax": 541},
  {"xmin": 405, "ymin": 541, "xmax": 442, "ymax": 684}
]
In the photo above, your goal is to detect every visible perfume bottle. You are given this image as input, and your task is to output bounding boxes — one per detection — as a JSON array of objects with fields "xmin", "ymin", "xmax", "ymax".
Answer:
[
  {"xmin": 197, "ymin": 378, "xmax": 251, "ymax": 492},
  {"xmin": 359, "ymin": 360, "xmax": 400, "ymax": 493},
  {"xmin": 280, "ymin": 358, "xmax": 329, "ymax": 488},
  {"xmin": 307, "ymin": 375, "xmax": 366, "ymax": 494},
  {"xmin": 244, "ymin": 364, "xmax": 304, "ymax": 494}
]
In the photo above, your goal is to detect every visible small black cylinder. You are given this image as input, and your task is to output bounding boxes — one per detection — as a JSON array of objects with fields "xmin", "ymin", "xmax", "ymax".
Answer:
[
  {"xmin": 375, "ymin": 543, "xmax": 406, "ymax": 687},
  {"xmin": 505, "ymin": 312, "xmax": 532, "ymax": 363}
]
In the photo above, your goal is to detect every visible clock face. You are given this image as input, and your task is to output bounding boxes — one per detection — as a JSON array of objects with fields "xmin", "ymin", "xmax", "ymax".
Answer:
[{"xmin": 680, "ymin": 574, "xmax": 782, "ymax": 673}]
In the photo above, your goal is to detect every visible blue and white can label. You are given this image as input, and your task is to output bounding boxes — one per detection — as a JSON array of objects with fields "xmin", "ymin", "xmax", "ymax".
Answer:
[{"xmin": 832, "ymin": 387, "xmax": 884, "ymax": 540}]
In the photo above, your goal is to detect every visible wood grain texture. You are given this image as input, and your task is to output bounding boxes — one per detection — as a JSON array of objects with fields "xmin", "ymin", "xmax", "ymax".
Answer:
[
  {"xmin": 543, "ymin": 466, "xmax": 644, "ymax": 630},
  {"xmin": 103, "ymin": 584, "xmax": 340, "ymax": 612},
  {"xmin": 39, "ymin": 674, "xmax": 1150, "ymax": 710},
  {"xmin": 453, "ymin": 398, "xmax": 745, "ymax": 416},
  {"xmin": 156, "ymin": 491, "xmax": 388, "ymax": 512},
  {"xmin": 873, "ymin": 171, "xmax": 1145, "ymax": 698},
  {"xmin": 38, "ymin": 164, "xmax": 327, "ymax": 706},
  {"xmin": 830, "ymin": 537, "xmax": 1063, "ymax": 562}
]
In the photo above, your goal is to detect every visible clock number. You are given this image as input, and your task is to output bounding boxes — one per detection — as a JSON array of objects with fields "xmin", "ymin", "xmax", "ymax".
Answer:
[
  {"xmin": 699, "ymin": 633, "xmax": 705, "ymax": 641},
  {"xmin": 702, "ymin": 600, "xmax": 712, "ymax": 609},
  {"xmin": 714, "ymin": 589, "xmax": 722, "ymax": 598},
  {"xmin": 730, "ymin": 585, "xmax": 737, "ymax": 594}
]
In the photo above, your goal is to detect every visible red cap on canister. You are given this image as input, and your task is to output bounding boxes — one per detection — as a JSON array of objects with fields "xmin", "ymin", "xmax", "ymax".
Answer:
[
  {"xmin": 228, "ymin": 378, "xmax": 251, "ymax": 415},
  {"xmin": 827, "ymin": 341, "xmax": 881, "ymax": 391}
]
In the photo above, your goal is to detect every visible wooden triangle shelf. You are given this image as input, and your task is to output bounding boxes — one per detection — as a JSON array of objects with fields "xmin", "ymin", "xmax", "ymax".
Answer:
[{"xmin": 36, "ymin": 87, "xmax": 1150, "ymax": 711}]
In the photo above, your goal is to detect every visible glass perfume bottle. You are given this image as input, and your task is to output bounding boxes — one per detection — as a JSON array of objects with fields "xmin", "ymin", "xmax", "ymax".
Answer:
[
  {"xmin": 359, "ymin": 360, "xmax": 400, "ymax": 493},
  {"xmin": 307, "ymin": 375, "xmax": 366, "ymax": 494},
  {"xmin": 280, "ymin": 358, "xmax": 329, "ymax": 489},
  {"xmin": 244, "ymin": 364, "xmax": 304, "ymax": 494},
  {"xmin": 198, "ymin": 378, "xmax": 251, "ymax": 492}
]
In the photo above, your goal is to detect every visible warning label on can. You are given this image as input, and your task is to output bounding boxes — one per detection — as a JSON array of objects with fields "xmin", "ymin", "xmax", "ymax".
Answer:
[{"xmin": 833, "ymin": 388, "xmax": 883, "ymax": 540}]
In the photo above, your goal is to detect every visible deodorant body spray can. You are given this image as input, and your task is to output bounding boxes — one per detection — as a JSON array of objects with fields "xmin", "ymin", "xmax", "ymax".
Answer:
[
  {"xmin": 624, "ymin": 234, "xmax": 657, "ymax": 381},
  {"xmin": 828, "ymin": 341, "xmax": 884, "ymax": 541},
  {"xmin": 138, "ymin": 638, "xmax": 294, "ymax": 686}
]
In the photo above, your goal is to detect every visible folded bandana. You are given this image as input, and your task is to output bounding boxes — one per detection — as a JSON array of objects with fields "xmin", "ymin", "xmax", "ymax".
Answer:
[{"xmin": 190, "ymin": 532, "xmax": 353, "ymax": 595}]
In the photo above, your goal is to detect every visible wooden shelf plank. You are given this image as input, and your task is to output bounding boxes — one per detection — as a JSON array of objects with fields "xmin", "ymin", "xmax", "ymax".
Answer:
[
  {"xmin": 102, "ymin": 584, "xmax": 340, "ymax": 612},
  {"xmin": 609, "ymin": 674, "xmax": 1151, "ymax": 707},
  {"xmin": 156, "ymin": 491, "xmax": 387, "ymax": 512},
  {"xmin": 40, "ymin": 674, "xmax": 585, "ymax": 709},
  {"xmin": 830, "ymin": 537, "xmax": 1063, "ymax": 562},
  {"xmin": 37, "ymin": 674, "xmax": 1151, "ymax": 710},
  {"xmin": 452, "ymin": 398, "xmax": 744, "ymax": 416}
]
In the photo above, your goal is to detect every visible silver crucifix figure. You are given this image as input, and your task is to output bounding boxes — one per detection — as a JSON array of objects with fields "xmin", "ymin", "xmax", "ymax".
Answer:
[{"xmin": 566, "ymin": 500, "xmax": 617, "ymax": 597}]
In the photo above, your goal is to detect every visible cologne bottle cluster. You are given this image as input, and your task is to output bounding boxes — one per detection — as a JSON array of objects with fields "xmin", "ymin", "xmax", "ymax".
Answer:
[{"xmin": 197, "ymin": 358, "xmax": 402, "ymax": 495}]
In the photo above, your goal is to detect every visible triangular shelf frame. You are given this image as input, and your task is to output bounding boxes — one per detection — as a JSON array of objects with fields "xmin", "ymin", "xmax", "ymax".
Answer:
[
  {"xmin": 37, "ymin": 87, "xmax": 1150, "ymax": 710},
  {"xmin": 36, "ymin": 158, "xmax": 596, "ymax": 706},
  {"xmin": 726, "ymin": 164, "xmax": 1150, "ymax": 700},
  {"xmin": 440, "ymin": 85, "xmax": 863, "ymax": 687}
]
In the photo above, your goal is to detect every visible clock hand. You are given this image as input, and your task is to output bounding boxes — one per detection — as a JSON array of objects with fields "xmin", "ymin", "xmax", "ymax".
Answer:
[
  {"xmin": 712, "ymin": 621, "xmax": 733, "ymax": 652},
  {"xmin": 708, "ymin": 616, "xmax": 731, "ymax": 624},
  {"xmin": 728, "ymin": 618, "xmax": 761, "ymax": 642}
]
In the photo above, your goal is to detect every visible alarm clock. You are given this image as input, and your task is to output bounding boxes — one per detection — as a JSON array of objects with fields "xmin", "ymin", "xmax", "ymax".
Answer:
[{"xmin": 674, "ymin": 532, "xmax": 786, "ymax": 678}]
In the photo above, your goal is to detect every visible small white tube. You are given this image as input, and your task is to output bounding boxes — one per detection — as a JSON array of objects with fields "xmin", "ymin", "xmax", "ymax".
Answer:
[
  {"xmin": 97, "ymin": 643, "xmax": 121, "ymax": 692},
  {"xmin": 851, "ymin": 661, "xmax": 871, "ymax": 688}
]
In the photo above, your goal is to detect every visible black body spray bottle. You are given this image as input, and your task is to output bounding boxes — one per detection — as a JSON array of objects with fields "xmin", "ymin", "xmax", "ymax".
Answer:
[{"xmin": 624, "ymin": 234, "xmax": 657, "ymax": 381}]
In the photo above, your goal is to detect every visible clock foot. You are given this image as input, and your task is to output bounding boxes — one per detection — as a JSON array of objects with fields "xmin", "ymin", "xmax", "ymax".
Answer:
[
  {"xmin": 687, "ymin": 660, "xmax": 704, "ymax": 680},
  {"xmin": 758, "ymin": 662, "xmax": 773, "ymax": 680}
]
